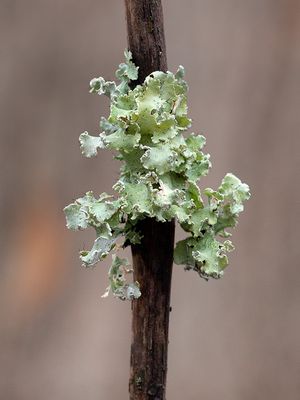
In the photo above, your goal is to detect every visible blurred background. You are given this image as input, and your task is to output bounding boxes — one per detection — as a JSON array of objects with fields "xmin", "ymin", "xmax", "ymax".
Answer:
[{"xmin": 0, "ymin": 0, "xmax": 299, "ymax": 399}]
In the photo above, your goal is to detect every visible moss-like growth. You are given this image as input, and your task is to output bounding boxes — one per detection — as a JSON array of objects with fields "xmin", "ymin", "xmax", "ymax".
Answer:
[{"xmin": 64, "ymin": 51, "xmax": 250, "ymax": 300}]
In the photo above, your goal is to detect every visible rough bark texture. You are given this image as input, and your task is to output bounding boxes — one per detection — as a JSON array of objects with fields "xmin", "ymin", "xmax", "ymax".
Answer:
[
  {"xmin": 125, "ymin": 0, "xmax": 167, "ymax": 84},
  {"xmin": 125, "ymin": 1, "xmax": 174, "ymax": 399},
  {"xmin": 130, "ymin": 219, "xmax": 175, "ymax": 400}
]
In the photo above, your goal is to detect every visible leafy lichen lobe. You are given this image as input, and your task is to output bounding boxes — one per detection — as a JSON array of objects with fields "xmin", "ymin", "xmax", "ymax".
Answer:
[{"xmin": 64, "ymin": 51, "xmax": 250, "ymax": 299}]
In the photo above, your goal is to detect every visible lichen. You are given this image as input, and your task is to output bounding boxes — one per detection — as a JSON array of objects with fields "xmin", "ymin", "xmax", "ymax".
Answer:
[{"xmin": 64, "ymin": 51, "xmax": 250, "ymax": 300}]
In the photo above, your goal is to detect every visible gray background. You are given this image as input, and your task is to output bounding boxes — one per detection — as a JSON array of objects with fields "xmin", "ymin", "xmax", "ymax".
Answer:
[{"xmin": 0, "ymin": 1, "xmax": 299, "ymax": 399}]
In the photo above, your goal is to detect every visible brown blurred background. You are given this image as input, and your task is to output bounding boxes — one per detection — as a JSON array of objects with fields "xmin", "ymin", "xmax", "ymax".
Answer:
[{"xmin": 0, "ymin": 0, "xmax": 299, "ymax": 399}]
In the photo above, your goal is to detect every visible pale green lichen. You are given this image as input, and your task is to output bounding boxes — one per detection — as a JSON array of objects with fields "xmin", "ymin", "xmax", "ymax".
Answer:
[
  {"xmin": 64, "ymin": 51, "xmax": 250, "ymax": 300},
  {"xmin": 102, "ymin": 255, "xmax": 141, "ymax": 300}
]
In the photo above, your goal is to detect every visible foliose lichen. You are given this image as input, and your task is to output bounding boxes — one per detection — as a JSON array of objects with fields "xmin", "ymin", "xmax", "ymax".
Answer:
[{"xmin": 64, "ymin": 50, "xmax": 250, "ymax": 300}]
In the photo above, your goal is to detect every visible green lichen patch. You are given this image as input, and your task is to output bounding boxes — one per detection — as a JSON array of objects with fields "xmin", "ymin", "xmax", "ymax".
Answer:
[{"xmin": 64, "ymin": 51, "xmax": 250, "ymax": 300}]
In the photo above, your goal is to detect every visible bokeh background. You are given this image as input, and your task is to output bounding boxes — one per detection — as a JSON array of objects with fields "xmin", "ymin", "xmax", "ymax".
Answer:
[{"xmin": 1, "ymin": 0, "xmax": 299, "ymax": 399}]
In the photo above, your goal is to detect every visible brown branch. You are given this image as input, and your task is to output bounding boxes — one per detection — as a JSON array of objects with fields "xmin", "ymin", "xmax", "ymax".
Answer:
[
  {"xmin": 125, "ymin": 0, "xmax": 167, "ymax": 83},
  {"xmin": 125, "ymin": 1, "xmax": 174, "ymax": 399}
]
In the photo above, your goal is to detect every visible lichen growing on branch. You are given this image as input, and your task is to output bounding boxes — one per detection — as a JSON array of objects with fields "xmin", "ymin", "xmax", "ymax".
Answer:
[{"xmin": 64, "ymin": 51, "xmax": 250, "ymax": 300}]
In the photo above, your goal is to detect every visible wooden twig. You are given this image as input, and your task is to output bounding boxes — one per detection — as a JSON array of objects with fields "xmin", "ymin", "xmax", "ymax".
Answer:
[
  {"xmin": 125, "ymin": 1, "xmax": 174, "ymax": 399},
  {"xmin": 125, "ymin": 0, "xmax": 167, "ymax": 83}
]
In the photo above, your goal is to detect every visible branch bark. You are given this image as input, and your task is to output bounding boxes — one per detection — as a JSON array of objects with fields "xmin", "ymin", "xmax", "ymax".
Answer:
[
  {"xmin": 125, "ymin": 0, "xmax": 167, "ymax": 83},
  {"xmin": 124, "ymin": 1, "xmax": 174, "ymax": 399}
]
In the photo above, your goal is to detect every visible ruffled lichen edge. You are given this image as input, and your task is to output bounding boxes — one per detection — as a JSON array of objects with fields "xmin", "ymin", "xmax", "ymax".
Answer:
[{"xmin": 64, "ymin": 51, "xmax": 250, "ymax": 300}]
